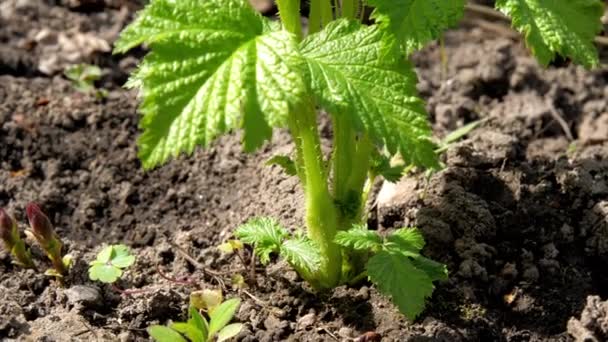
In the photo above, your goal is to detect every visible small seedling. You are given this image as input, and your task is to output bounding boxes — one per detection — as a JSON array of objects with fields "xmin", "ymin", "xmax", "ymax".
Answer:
[
  {"xmin": 64, "ymin": 63, "xmax": 108, "ymax": 98},
  {"xmin": 149, "ymin": 296, "xmax": 243, "ymax": 342},
  {"xmin": 0, "ymin": 208, "xmax": 35, "ymax": 269},
  {"xmin": 190, "ymin": 289, "xmax": 223, "ymax": 312},
  {"xmin": 217, "ymin": 240, "xmax": 244, "ymax": 255},
  {"xmin": 25, "ymin": 203, "xmax": 71, "ymax": 278},
  {"xmin": 89, "ymin": 244, "xmax": 136, "ymax": 283}
]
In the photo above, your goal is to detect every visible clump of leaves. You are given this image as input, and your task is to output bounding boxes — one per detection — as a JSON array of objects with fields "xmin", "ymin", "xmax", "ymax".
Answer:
[
  {"xmin": 89, "ymin": 244, "xmax": 136, "ymax": 283},
  {"xmin": 149, "ymin": 297, "xmax": 242, "ymax": 342},
  {"xmin": 335, "ymin": 226, "xmax": 448, "ymax": 318},
  {"xmin": 115, "ymin": 0, "xmax": 604, "ymax": 319},
  {"xmin": 0, "ymin": 208, "xmax": 35, "ymax": 269}
]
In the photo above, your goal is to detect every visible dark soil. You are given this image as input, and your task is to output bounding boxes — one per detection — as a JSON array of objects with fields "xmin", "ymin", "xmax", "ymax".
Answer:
[{"xmin": 1, "ymin": 1, "xmax": 608, "ymax": 341}]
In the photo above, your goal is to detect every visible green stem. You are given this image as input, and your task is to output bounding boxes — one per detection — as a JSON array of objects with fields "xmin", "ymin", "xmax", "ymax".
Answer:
[
  {"xmin": 332, "ymin": 120, "xmax": 372, "ymax": 229},
  {"xmin": 289, "ymin": 102, "xmax": 342, "ymax": 288},
  {"xmin": 309, "ymin": 0, "xmax": 321, "ymax": 34},
  {"xmin": 310, "ymin": 0, "xmax": 334, "ymax": 34},
  {"xmin": 276, "ymin": 0, "xmax": 302, "ymax": 39},
  {"xmin": 331, "ymin": 126, "xmax": 372, "ymax": 284},
  {"xmin": 320, "ymin": 0, "xmax": 333, "ymax": 26},
  {"xmin": 360, "ymin": 173, "xmax": 376, "ymax": 220},
  {"xmin": 331, "ymin": 114, "xmax": 355, "ymax": 210},
  {"xmin": 341, "ymin": 0, "xmax": 358, "ymax": 19}
]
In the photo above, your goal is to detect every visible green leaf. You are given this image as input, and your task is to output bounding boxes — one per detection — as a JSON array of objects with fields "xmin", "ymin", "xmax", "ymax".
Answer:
[
  {"xmin": 266, "ymin": 155, "xmax": 297, "ymax": 176},
  {"xmin": 88, "ymin": 263, "xmax": 123, "ymax": 283},
  {"xmin": 280, "ymin": 237, "xmax": 321, "ymax": 276},
  {"xmin": 299, "ymin": 19, "xmax": 438, "ymax": 169},
  {"xmin": 407, "ymin": 253, "xmax": 448, "ymax": 282},
  {"xmin": 114, "ymin": 0, "xmax": 306, "ymax": 169},
  {"xmin": 170, "ymin": 322, "xmax": 204, "ymax": 342},
  {"xmin": 88, "ymin": 245, "xmax": 135, "ymax": 283},
  {"xmin": 386, "ymin": 228, "xmax": 425, "ymax": 253},
  {"xmin": 217, "ymin": 323, "xmax": 243, "ymax": 342},
  {"xmin": 370, "ymin": 152, "xmax": 405, "ymax": 182},
  {"xmin": 235, "ymin": 217, "xmax": 288, "ymax": 264},
  {"xmin": 367, "ymin": 250, "xmax": 434, "ymax": 320},
  {"xmin": 495, "ymin": 0, "xmax": 604, "ymax": 68},
  {"xmin": 189, "ymin": 306, "xmax": 209, "ymax": 341},
  {"xmin": 368, "ymin": 0, "xmax": 466, "ymax": 55},
  {"xmin": 148, "ymin": 325, "xmax": 187, "ymax": 342},
  {"xmin": 110, "ymin": 245, "xmax": 136, "ymax": 268},
  {"xmin": 335, "ymin": 229, "xmax": 383, "ymax": 251},
  {"xmin": 209, "ymin": 298, "xmax": 241, "ymax": 337},
  {"xmin": 96, "ymin": 245, "xmax": 113, "ymax": 263}
]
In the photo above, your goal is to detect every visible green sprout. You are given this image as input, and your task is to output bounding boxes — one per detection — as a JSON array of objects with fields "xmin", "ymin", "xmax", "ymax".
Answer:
[
  {"xmin": 64, "ymin": 63, "xmax": 108, "ymax": 98},
  {"xmin": 0, "ymin": 208, "xmax": 35, "ymax": 269},
  {"xmin": 25, "ymin": 203, "xmax": 71, "ymax": 278},
  {"xmin": 149, "ymin": 297, "xmax": 243, "ymax": 342},
  {"xmin": 88, "ymin": 244, "xmax": 135, "ymax": 283}
]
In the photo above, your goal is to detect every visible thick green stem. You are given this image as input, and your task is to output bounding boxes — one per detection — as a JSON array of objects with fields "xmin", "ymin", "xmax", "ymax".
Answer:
[
  {"xmin": 341, "ymin": 0, "xmax": 358, "ymax": 19},
  {"xmin": 309, "ymin": 0, "xmax": 321, "ymax": 34},
  {"xmin": 332, "ymin": 117, "xmax": 372, "ymax": 229},
  {"xmin": 320, "ymin": 0, "xmax": 334, "ymax": 26},
  {"xmin": 289, "ymin": 103, "xmax": 342, "ymax": 288},
  {"xmin": 310, "ymin": 0, "xmax": 334, "ymax": 34},
  {"xmin": 347, "ymin": 134, "xmax": 373, "ymax": 219},
  {"xmin": 331, "ymin": 114, "xmax": 355, "ymax": 210},
  {"xmin": 331, "ymin": 122, "xmax": 372, "ymax": 283},
  {"xmin": 276, "ymin": 0, "xmax": 302, "ymax": 39}
]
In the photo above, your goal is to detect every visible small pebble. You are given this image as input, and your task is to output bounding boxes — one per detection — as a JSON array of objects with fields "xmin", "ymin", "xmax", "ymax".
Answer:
[
  {"xmin": 338, "ymin": 327, "xmax": 354, "ymax": 339},
  {"xmin": 522, "ymin": 265, "xmax": 539, "ymax": 282},
  {"xmin": 296, "ymin": 313, "xmax": 316, "ymax": 330},
  {"xmin": 65, "ymin": 285, "xmax": 102, "ymax": 308}
]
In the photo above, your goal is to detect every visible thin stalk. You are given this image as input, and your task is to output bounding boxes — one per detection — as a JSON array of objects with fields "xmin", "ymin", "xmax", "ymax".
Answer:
[
  {"xmin": 290, "ymin": 101, "xmax": 342, "ymax": 288},
  {"xmin": 320, "ymin": 0, "xmax": 333, "ymax": 26},
  {"xmin": 310, "ymin": 0, "xmax": 334, "ymax": 33},
  {"xmin": 358, "ymin": 2, "xmax": 365, "ymax": 22},
  {"xmin": 333, "ymin": 0, "xmax": 340, "ymax": 18},
  {"xmin": 360, "ymin": 173, "xmax": 376, "ymax": 220},
  {"xmin": 276, "ymin": 0, "xmax": 302, "ymax": 39},
  {"xmin": 309, "ymin": 0, "xmax": 322, "ymax": 34}
]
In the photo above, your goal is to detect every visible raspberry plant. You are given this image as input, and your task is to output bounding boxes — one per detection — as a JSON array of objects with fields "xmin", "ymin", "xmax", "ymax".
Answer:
[{"xmin": 116, "ymin": 0, "xmax": 604, "ymax": 319}]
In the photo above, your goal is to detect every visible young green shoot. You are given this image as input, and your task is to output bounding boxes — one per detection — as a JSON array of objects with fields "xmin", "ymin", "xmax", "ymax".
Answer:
[
  {"xmin": 116, "ymin": 0, "xmax": 604, "ymax": 319},
  {"xmin": 25, "ymin": 203, "xmax": 71, "ymax": 278},
  {"xmin": 89, "ymin": 244, "xmax": 136, "ymax": 283},
  {"xmin": 0, "ymin": 208, "xmax": 35, "ymax": 269},
  {"xmin": 64, "ymin": 63, "xmax": 107, "ymax": 98}
]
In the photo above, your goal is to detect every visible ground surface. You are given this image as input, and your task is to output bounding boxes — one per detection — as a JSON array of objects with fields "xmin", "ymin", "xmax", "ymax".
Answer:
[{"xmin": 1, "ymin": 1, "xmax": 608, "ymax": 341}]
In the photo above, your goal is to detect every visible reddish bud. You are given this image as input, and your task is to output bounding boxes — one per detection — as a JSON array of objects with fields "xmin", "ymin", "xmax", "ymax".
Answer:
[
  {"xmin": 0, "ymin": 208, "xmax": 17, "ymax": 247},
  {"xmin": 26, "ymin": 203, "xmax": 54, "ymax": 241}
]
